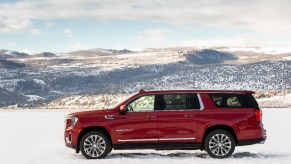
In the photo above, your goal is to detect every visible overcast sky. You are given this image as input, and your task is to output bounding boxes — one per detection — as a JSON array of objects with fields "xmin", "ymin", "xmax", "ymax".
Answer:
[{"xmin": 0, "ymin": 0, "xmax": 290, "ymax": 52}]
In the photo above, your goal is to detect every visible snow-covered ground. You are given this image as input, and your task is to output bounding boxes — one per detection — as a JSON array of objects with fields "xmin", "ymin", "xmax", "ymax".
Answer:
[
  {"xmin": 0, "ymin": 108, "xmax": 290, "ymax": 164},
  {"xmin": 257, "ymin": 94, "xmax": 291, "ymax": 108}
]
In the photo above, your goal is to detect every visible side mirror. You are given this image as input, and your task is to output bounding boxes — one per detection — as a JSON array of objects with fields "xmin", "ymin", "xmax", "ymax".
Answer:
[{"xmin": 119, "ymin": 105, "xmax": 127, "ymax": 114}]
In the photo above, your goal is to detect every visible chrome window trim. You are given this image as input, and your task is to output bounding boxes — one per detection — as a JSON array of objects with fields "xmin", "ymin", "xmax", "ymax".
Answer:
[
  {"xmin": 197, "ymin": 93, "xmax": 204, "ymax": 110},
  {"xmin": 155, "ymin": 93, "xmax": 204, "ymax": 111},
  {"xmin": 125, "ymin": 92, "xmax": 205, "ymax": 112}
]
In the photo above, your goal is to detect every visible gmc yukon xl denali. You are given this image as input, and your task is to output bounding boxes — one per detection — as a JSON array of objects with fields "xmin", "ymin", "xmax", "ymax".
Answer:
[{"xmin": 64, "ymin": 89, "xmax": 266, "ymax": 159}]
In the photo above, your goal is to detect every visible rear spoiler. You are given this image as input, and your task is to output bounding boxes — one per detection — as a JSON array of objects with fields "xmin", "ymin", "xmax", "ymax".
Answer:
[{"xmin": 245, "ymin": 90, "xmax": 256, "ymax": 94}]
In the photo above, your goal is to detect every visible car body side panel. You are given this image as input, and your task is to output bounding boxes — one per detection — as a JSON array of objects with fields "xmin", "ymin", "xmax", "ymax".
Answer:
[
  {"xmin": 114, "ymin": 111, "xmax": 158, "ymax": 143},
  {"xmin": 157, "ymin": 110, "xmax": 200, "ymax": 142},
  {"xmin": 196, "ymin": 109, "xmax": 263, "ymax": 141}
]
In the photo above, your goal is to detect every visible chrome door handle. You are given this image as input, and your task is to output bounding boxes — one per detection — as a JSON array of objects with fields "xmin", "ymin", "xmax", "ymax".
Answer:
[
  {"xmin": 184, "ymin": 115, "xmax": 195, "ymax": 118},
  {"xmin": 105, "ymin": 115, "xmax": 114, "ymax": 119},
  {"xmin": 146, "ymin": 116, "xmax": 157, "ymax": 119}
]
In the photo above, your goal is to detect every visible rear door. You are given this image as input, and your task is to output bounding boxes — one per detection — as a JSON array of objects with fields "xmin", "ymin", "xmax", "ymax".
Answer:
[{"xmin": 156, "ymin": 93, "xmax": 202, "ymax": 143}]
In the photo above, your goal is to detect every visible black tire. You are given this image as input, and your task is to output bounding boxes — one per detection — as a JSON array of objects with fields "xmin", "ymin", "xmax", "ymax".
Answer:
[
  {"xmin": 80, "ymin": 131, "xmax": 111, "ymax": 159},
  {"xmin": 108, "ymin": 147, "xmax": 113, "ymax": 153},
  {"xmin": 204, "ymin": 129, "xmax": 235, "ymax": 158}
]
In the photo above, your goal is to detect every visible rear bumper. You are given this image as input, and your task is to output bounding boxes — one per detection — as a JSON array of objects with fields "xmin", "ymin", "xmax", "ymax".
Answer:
[{"xmin": 237, "ymin": 130, "xmax": 267, "ymax": 146}]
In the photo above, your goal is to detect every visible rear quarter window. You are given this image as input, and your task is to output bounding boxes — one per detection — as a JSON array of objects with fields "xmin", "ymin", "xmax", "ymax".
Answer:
[{"xmin": 208, "ymin": 93, "xmax": 256, "ymax": 108}]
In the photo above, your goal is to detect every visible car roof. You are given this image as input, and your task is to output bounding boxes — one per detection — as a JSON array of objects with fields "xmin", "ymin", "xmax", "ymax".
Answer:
[{"xmin": 138, "ymin": 89, "xmax": 255, "ymax": 94}]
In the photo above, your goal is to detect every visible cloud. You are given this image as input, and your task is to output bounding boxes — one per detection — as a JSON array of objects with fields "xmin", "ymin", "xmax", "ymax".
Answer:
[
  {"xmin": 180, "ymin": 37, "xmax": 247, "ymax": 47},
  {"xmin": 64, "ymin": 28, "xmax": 72, "ymax": 34},
  {"xmin": 137, "ymin": 29, "xmax": 168, "ymax": 44},
  {"xmin": 179, "ymin": 32, "xmax": 291, "ymax": 48},
  {"xmin": 0, "ymin": 17, "xmax": 32, "ymax": 33},
  {"xmin": 1, "ymin": 0, "xmax": 291, "ymax": 35},
  {"xmin": 31, "ymin": 28, "xmax": 42, "ymax": 35},
  {"xmin": 44, "ymin": 21, "xmax": 54, "ymax": 28},
  {"xmin": 70, "ymin": 41, "xmax": 90, "ymax": 51},
  {"xmin": 116, "ymin": 43, "xmax": 124, "ymax": 50},
  {"xmin": 64, "ymin": 28, "xmax": 73, "ymax": 37},
  {"xmin": 1, "ymin": 0, "xmax": 291, "ymax": 49},
  {"xmin": 5, "ymin": 42, "xmax": 16, "ymax": 47}
]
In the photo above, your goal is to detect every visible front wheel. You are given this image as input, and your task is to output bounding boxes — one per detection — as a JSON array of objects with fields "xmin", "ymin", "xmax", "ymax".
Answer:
[
  {"xmin": 80, "ymin": 131, "xmax": 111, "ymax": 159},
  {"xmin": 204, "ymin": 129, "xmax": 235, "ymax": 158}
]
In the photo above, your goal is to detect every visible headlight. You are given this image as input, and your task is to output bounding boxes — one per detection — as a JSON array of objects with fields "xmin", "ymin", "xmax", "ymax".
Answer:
[
  {"xmin": 71, "ymin": 117, "xmax": 78, "ymax": 127},
  {"xmin": 65, "ymin": 116, "xmax": 78, "ymax": 129}
]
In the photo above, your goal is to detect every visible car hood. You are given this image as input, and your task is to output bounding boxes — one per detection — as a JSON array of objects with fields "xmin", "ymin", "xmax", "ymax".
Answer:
[{"xmin": 68, "ymin": 109, "xmax": 115, "ymax": 118}]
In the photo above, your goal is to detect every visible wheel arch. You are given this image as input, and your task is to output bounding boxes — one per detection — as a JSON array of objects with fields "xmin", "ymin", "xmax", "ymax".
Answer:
[
  {"xmin": 202, "ymin": 124, "xmax": 237, "ymax": 149},
  {"xmin": 77, "ymin": 126, "xmax": 113, "ymax": 150}
]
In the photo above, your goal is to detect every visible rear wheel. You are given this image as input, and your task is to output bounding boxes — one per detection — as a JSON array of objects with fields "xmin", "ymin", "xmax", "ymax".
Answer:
[
  {"xmin": 80, "ymin": 131, "xmax": 111, "ymax": 159},
  {"xmin": 108, "ymin": 147, "xmax": 113, "ymax": 153},
  {"xmin": 204, "ymin": 129, "xmax": 235, "ymax": 158}
]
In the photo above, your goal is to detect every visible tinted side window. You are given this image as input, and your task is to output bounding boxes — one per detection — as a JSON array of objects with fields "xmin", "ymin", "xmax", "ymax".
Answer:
[
  {"xmin": 155, "ymin": 94, "xmax": 200, "ymax": 110},
  {"xmin": 209, "ymin": 93, "xmax": 255, "ymax": 108},
  {"xmin": 226, "ymin": 97, "xmax": 242, "ymax": 107},
  {"xmin": 164, "ymin": 94, "xmax": 187, "ymax": 110}
]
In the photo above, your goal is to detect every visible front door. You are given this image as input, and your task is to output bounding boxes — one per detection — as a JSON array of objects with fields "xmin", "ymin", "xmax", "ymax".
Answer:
[
  {"xmin": 156, "ymin": 93, "xmax": 201, "ymax": 143},
  {"xmin": 115, "ymin": 94, "xmax": 158, "ymax": 143}
]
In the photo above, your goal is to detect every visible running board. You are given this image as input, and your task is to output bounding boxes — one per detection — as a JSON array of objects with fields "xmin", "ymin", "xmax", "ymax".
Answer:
[{"xmin": 113, "ymin": 142, "xmax": 202, "ymax": 150}]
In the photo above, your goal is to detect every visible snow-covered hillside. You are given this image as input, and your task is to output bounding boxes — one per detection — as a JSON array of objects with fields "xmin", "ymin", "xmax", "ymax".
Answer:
[
  {"xmin": 0, "ymin": 108, "xmax": 290, "ymax": 163},
  {"xmin": 257, "ymin": 93, "xmax": 291, "ymax": 108},
  {"xmin": 41, "ymin": 94, "xmax": 128, "ymax": 109},
  {"xmin": 37, "ymin": 91, "xmax": 291, "ymax": 109},
  {"xmin": 0, "ymin": 47, "xmax": 291, "ymax": 107}
]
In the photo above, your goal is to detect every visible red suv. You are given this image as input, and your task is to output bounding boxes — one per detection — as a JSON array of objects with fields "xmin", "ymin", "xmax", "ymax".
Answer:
[{"xmin": 65, "ymin": 89, "xmax": 266, "ymax": 159}]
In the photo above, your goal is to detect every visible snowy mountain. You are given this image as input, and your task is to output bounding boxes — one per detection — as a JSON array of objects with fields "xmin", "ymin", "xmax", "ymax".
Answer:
[
  {"xmin": 0, "ymin": 47, "xmax": 290, "ymax": 107},
  {"xmin": 0, "ymin": 59, "xmax": 25, "ymax": 69},
  {"xmin": 33, "ymin": 52, "xmax": 56, "ymax": 57},
  {"xmin": 0, "ymin": 49, "xmax": 28, "ymax": 60},
  {"xmin": 185, "ymin": 49, "xmax": 237, "ymax": 64}
]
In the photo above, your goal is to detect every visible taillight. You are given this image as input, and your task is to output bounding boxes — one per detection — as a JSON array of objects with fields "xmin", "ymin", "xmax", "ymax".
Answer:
[{"xmin": 254, "ymin": 108, "xmax": 262, "ymax": 123}]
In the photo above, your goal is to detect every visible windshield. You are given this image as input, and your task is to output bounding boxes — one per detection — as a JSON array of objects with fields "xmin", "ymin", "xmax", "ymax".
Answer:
[{"xmin": 106, "ymin": 93, "xmax": 135, "ymax": 109}]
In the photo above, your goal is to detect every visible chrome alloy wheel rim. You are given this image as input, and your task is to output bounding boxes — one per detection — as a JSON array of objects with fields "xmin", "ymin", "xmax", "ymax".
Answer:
[
  {"xmin": 84, "ymin": 135, "xmax": 106, "ymax": 157},
  {"xmin": 209, "ymin": 134, "xmax": 231, "ymax": 156}
]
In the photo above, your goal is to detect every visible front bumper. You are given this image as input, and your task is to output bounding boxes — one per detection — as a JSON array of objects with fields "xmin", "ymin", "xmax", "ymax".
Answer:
[
  {"xmin": 66, "ymin": 143, "xmax": 77, "ymax": 149},
  {"xmin": 64, "ymin": 127, "xmax": 79, "ymax": 150}
]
